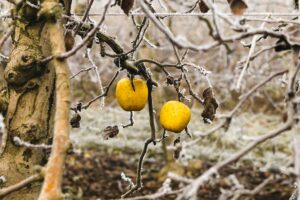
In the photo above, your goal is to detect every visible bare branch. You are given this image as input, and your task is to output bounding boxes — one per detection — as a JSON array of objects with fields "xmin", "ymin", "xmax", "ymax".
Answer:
[
  {"xmin": 0, "ymin": 26, "xmax": 13, "ymax": 51},
  {"xmin": 57, "ymin": 1, "xmax": 109, "ymax": 59},
  {"xmin": 122, "ymin": 138, "xmax": 153, "ymax": 198},
  {"xmin": 0, "ymin": 174, "xmax": 42, "ymax": 199},
  {"xmin": 13, "ymin": 136, "xmax": 52, "ymax": 149},
  {"xmin": 236, "ymin": 18, "xmax": 268, "ymax": 90},
  {"xmin": 177, "ymin": 121, "xmax": 293, "ymax": 200}
]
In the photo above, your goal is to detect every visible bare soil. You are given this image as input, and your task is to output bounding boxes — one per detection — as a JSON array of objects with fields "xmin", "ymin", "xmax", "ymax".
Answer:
[{"xmin": 63, "ymin": 146, "xmax": 294, "ymax": 200}]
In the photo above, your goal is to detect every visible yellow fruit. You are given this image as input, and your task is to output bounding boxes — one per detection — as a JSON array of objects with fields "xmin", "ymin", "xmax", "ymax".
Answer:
[
  {"xmin": 116, "ymin": 78, "xmax": 148, "ymax": 111},
  {"xmin": 160, "ymin": 101, "xmax": 191, "ymax": 133}
]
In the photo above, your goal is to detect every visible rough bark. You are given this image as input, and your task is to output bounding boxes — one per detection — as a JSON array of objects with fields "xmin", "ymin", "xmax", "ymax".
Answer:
[{"xmin": 0, "ymin": 2, "xmax": 57, "ymax": 199}]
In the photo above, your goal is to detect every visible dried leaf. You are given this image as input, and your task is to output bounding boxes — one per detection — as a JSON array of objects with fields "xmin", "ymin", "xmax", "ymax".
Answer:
[
  {"xmin": 166, "ymin": 75, "xmax": 175, "ymax": 85},
  {"xmin": 282, "ymin": 112, "xmax": 288, "ymax": 122},
  {"xmin": 202, "ymin": 87, "xmax": 213, "ymax": 99},
  {"xmin": 62, "ymin": 0, "xmax": 72, "ymax": 15},
  {"xmin": 117, "ymin": 0, "xmax": 134, "ymax": 15},
  {"xmin": 173, "ymin": 137, "xmax": 181, "ymax": 146},
  {"xmin": 199, "ymin": 0, "xmax": 209, "ymax": 13},
  {"xmin": 227, "ymin": 0, "xmax": 248, "ymax": 15},
  {"xmin": 76, "ymin": 102, "xmax": 82, "ymax": 112},
  {"xmin": 70, "ymin": 113, "xmax": 81, "ymax": 128},
  {"xmin": 201, "ymin": 87, "xmax": 218, "ymax": 123},
  {"xmin": 173, "ymin": 137, "xmax": 182, "ymax": 159},
  {"xmin": 295, "ymin": 0, "xmax": 299, "ymax": 10},
  {"xmin": 275, "ymin": 24, "xmax": 300, "ymax": 52},
  {"xmin": 274, "ymin": 38, "xmax": 291, "ymax": 52},
  {"xmin": 103, "ymin": 125, "xmax": 119, "ymax": 140},
  {"xmin": 64, "ymin": 30, "xmax": 75, "ymax": 51}
]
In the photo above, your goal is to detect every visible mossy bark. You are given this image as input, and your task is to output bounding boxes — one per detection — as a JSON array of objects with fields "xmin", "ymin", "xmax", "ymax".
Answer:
[{"xmin": 0, "ymin": 2, "xmax": 57, "ymax": 200}]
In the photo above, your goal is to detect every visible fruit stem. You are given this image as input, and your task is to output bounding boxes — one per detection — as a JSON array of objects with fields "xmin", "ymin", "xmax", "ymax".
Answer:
[{"xmin": 147, "ymin": 81, "xmax": 156, "ymax": 144}]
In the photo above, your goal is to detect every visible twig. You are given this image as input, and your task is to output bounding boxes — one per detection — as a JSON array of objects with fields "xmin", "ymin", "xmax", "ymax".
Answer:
[
  {"xmin": 167, "ymin": 172, "xmax": 193, "ymax": 184},
  {"xmin": 140, "ymin": 0, "xmax": 290, "ymax": 52},
  {"xmin": 122, "ymin": 138, "xmax": 153, "ymax": 198},
  {"xmin": 81, "ymin": 70, "xmax": 120, "ymax": 109},
  {"xmin": 121, "ymin": 189, "xmax": 182, "ymax": 200},
  {"xmin": 177, "ymin": 49, "xmax": 299, "ymax": 200},
  {"xmin": 176, "ymin": 64, "xmax": 287, "ymax": 149},
  {"xmin": 54, "ymin": 0, "xmax": 111, "ymax": 60},
  {"xmin": 13, "ymin": 136, "xmax": 52, "ymax": 149},
  {"xmin": 86, "ymin": 48, "xmax": 105, "ymax": 110},
  {"xmin": 70, "ymin": 67, "xmax": 94, "ymax": 79},
  {"xmin": 293, "ymin": 136, "xmax": 300, "ymax": 200},
  {"xmin": 177, "ymin": 121, "xmax": 293, "ymax": 200},
  {"xmin": 73, "ymin": 0, "xmax": 95, "ymax": 35},
  {"xmin": 238, "ymin": 44, "xmax": 279, "ymax": 65},
  {"xmin": 0, "ymin": 26, "xmax": 13, "ymax": 51},
  {"xmin": 228, "ymin": 69, "xmax": 288, "ymax": 117},
  {"xmin": 230, "ymin": 176, "xmax": 273, "ymax": 200},
  {"xmin": 147, "ymin": 82, "xmax": 156, "ymax": 142},
  {"xmin": 236, "ymin": 18, "xmax": 268, "ymax": 90},
  {"xmin": 183, "ymin": 73, "xmax": 204, "ymax": 105},
  {"xmin": 0, "ymin": 174, "xmax": 42, "ymax": 198},
  {"xmin": 123, "ymin": 111, "xmax": 134, "ymax": 128}
]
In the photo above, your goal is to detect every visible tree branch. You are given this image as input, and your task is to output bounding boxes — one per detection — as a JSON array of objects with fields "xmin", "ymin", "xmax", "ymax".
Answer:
[
  {"xmin": 38, "ymin": 6, "xmax": 71, "ymax": 200},
  {"xmin": 0, "ymin": 174, "xmax": 42, "ymax": 198}
]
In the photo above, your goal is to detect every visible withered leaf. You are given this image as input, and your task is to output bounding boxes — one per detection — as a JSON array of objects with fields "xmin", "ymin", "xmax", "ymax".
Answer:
[
  {"xmin": 282, "ymin": 112, "xmax": 288, "ymax": 122},
  {"xmin": 117, "ymin": 0, "xmax": 135, "ymax": 15},
  {"xmin": 295, "ymin": 0, "xmax": 299, "ymax": 10},
  {"xmin": 103, "ymin": 125, "xmax": 119, "ymax": 140},
  {"xmin": 76, "ymin": 102, "xmax": 82, "ymax": 112},
  {"xmin": 203, "ymin": 87, "xmax": 213, "ymax": 99},
  {"xmin": 275, "ymin": 24, "xmax": 300, "ymax": 52},
  {"xmin": 166, "ymin": 76, "xmax": 175, "ymax": 85},
  {"xmin": 227, "ymin": 0, "xmax": 248, "ymax": 15},
  {"xmin": 64, "ymin": 30, "xmax": 75, "ymax": 51},
  {"xmin": 199, "ymin": 0, "xmax": 209, "ymax": 13},
  {"xmin": 70, "ymin": 113, "xmax": 81, "ymax": 128},
  {"xmin": 201, "ymin": 87, "xmax": 218, "ymax": 123},
  {"xmin": 62, "ymin": 0, "xmax": 72, "ymax": 16},
  {"xmin": 174, "ymin": 146, "xmax": 182, "ymax": 159},
  {"xmin": 173, "ymin": 137, "xmax": 182, "ymax": 159},
  {"xmin": 173, "ymin": 137, "xmax": 181, "ymax": 146}
]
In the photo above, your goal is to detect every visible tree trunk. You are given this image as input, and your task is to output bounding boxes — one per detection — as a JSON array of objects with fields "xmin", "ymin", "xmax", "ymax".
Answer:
[{"xmin": 0, "ymin": 3, "xmax": 57, "ymax": 199}]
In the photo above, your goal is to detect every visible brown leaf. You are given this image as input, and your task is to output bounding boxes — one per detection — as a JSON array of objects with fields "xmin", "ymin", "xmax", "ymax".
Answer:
[
  {"xmin": 275, "ymin": 24, "xmax": 300, "ymax": 52},
  {"xmin": 199, "ymin": 0, "xmax": 209, "ymax": 13},
  {"xmin": 64, "ymin": 30, "xmax": 75, "ymax": 51},
  {"xmin": 117, "ymin": 0, "xmax": 135, "ymax": 15},
  {"xmin": 201, "ymin": 87, "xmax": 218, "ymax": 123},
  {"xmin": 202, "ymin": 87, "xmax": 213, "ymax": 99},
  {"xmin": 227, "ymin": 0, "xmax": 248, "ymax": 15},
  {"xmin": 173, "ymin": 136, "xmax": 181, "ymax": 146},
  {"xmin": 295, "ymin": 0, "xmax": 299, "ymax": 10},
  {"xmin": 173, "ymin": 137, "xmax": 181, "ymax": 159},
  {"xmin": 70, "ymin": 113, "xmax": 81, "ymax": 128},
  {"xmin": 103, "ymin": 125, "xmax": 119, "ymax": 140}
]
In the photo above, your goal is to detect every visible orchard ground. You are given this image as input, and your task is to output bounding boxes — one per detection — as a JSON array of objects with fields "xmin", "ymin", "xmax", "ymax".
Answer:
[{"xmin": 62, "ymin": 106, "xmax": 296, "ymax": 200}]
